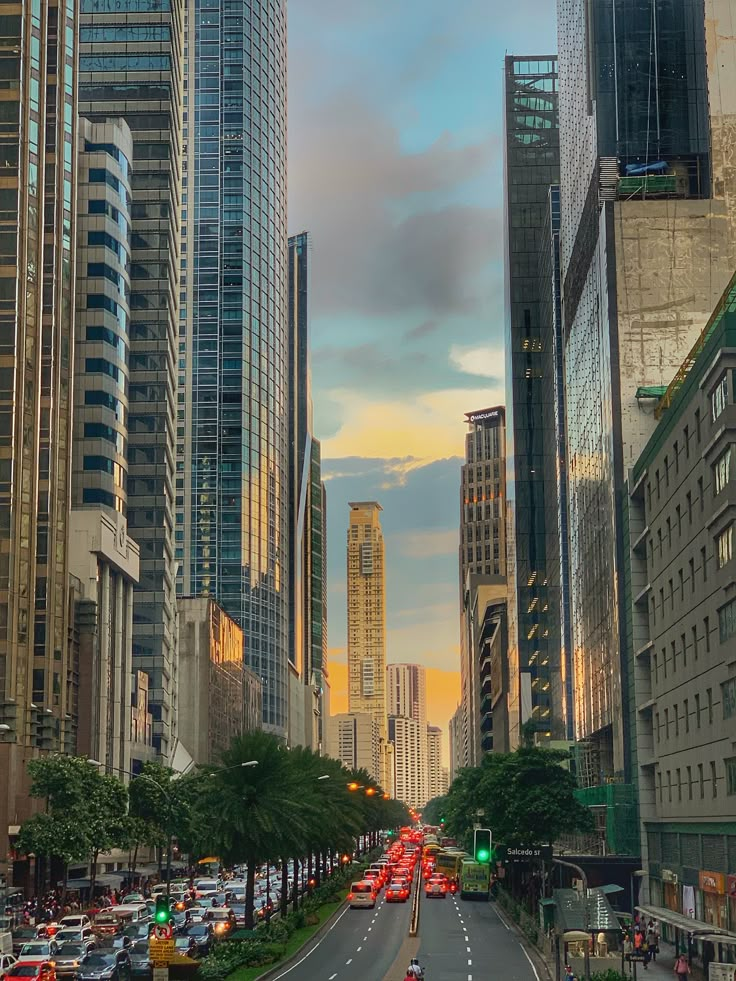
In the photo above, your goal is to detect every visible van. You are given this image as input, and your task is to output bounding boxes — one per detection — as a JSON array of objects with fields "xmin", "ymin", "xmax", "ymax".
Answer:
[
  {"xmin": 194, "ymin": 880, "xmax": 219, "ymax": 899},
  {"xmin": 112, "ymin": 904, "xmax": 149, "ymax": 924},
  {"xmin": 92, "ymin": 912, "xmax": 129, "ymax": 937},
  {"xmin": 347, "ymin": 882, "xmax": 376, "ymax": 909}
]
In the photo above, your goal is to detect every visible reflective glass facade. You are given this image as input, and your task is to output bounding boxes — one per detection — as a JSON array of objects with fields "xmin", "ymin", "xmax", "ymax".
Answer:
[
  {"xmin": 0, "ymin": 0, "xmax": 78, "ymax": 861},
  {"xmin": 503, "ymin": 56, "xmax": 563, "ymax": 741},
  {"xmin": 78, "ymin": 0, "xmax": 183, "ymax": 756},
  {"xmin": 181, "ymin": 0, "xmax": 289, "ymax": 735}
]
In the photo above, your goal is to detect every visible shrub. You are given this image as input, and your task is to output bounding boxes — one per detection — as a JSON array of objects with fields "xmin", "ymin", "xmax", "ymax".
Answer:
[{"xmin": 198, "ymin": 939, "xmax": 282, "ymax": 981}]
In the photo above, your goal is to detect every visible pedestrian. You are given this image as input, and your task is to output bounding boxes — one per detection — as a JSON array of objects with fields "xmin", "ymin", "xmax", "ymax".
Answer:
[
  {"xmin": 565, "ymin": 964, "xmax": 575, "ymax": 981},
  {"xmin": 674, "ymin": 952, "xmax": 690, "ymax": 981},
  {"xmin": 647, "ymin": 921, "xmax": 659, "ymax": 963}
]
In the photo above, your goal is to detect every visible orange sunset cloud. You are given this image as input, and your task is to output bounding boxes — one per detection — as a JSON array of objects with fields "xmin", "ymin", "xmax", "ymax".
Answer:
[{"xmin": 326, "ymin": 660, "xmax": 460, "ymax": 768}]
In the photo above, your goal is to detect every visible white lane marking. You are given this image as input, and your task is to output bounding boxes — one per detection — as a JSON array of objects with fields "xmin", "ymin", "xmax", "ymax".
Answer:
[
  {"xmin": 467, "ymin": 946, "xmax": 471, "ymax": 952},
  {"xmin": 468, "ymin": 959, "xmax": 473, "ymax": 966},
  {"xmin": 357, "ymin": 946, "xmax": 362, "ymax": 952},
  {"xmin": 368, "ymin": 926, "xmax": 372, "ymax": 931},
  {"xmin": 468, "ymin": 975, "xmax": 473, "ymax": 981},
  {"xmin": 521, "ymin": 945, "xmax": 541, "ymax": 981},
  {"xmin": 270, "ymin": 904, "xmax": 350, "ymax": 979},
  {"xmin": 329, "ymin": 975, "xmax": 337, "ymax": 980},
  {"xmin": 491, "ymin": 905, "xmax": 511, "ymax": 932},
  {"xmin": 346, "ymin": 959, "xmax": 353, "ymax": 966},
  {"xmin": 363, "ymin": 936, "xmax": 368, "ymax": 941}
]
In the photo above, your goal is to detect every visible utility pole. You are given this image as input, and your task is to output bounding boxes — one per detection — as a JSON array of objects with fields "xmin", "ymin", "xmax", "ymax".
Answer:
[{"xmin": 554, "ymin": 858, "xmax": 590, "ymax": 981}]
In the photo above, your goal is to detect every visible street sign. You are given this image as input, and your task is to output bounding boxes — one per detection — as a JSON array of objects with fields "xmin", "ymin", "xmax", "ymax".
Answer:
[
  {"xmin": 152, "ymin": 924, "xmax": 173, "ymax": 941},
  {"xmin": 503, "ymin": 845, "xmax": 553, "ymax": 862},
  {"xmin": 149, "ymin": 938, "xmax": 175, "ymax": 966}
]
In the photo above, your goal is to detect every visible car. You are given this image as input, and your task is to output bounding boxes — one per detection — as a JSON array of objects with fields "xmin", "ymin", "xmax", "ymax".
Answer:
[
  {"xmin": 128, "ymin": 942, "xmax": 150, "ymax": 981},
  {"xmin": 76, "ymin": 951, "xmax": 131, "ymax": 981},
  {"xmin": 53, "ymin": 930, "xmax": 94, "ymax": 949},
  {"xmin": 182, "ymin": 924, "xmax": 213, "ymax": 957},
  {"xmin": 108, "ymin": 937, "xmax": 131, "ymax": 952},
  {"xmin": 193, "ymin": 880, "xmax": 219, "ymax": 899},
  {"xmin": 425, "ymin": 874, "xmax": 448, "ymax": 898},
  {"xmin": 347, "ymin": 881, "xmax": 376, "ymax": 910},
  {"xmin": 0, "ymin": 954, "xmax": 18, "ymax": 976},
  {"xmin": 11, "ymin": 932, "xmax": 37, "ymax": 957},
  {"xmin": 3, "ymin": 961, "xmax": 56, "ymax": 981},
  {"xmin": 17, "ymin": 944, "xmax": 58, "ymax": 963},
  {"xmin": 363, "ymin": 870, "xmax": 383, "ymax": 890},
  {"xmin": 59, "ymin": 916, "xmax": 92, "ymax": 932},
  {"xmin": 228, "ymin": 904, "xmax": 247, "ymax": 929},
  {"xmin": 120, "ymin": 895, "xmax": 145, "ymax": 905},
  {"xmin": 121, "ymin": 926, "xmax": 149, "ymax": 944},
  {"xmin": 35, "ymin": 926, "xmax": 61, "ymax": 941},
  {"xmin": 53, "ymin": 944, "xmax": 90, "ymax": 978},
  {"xmin": 175, "ymin": 937, "xmax": 198, "ymax": 959},
  {"xmin": 385, "ymin": 883, "xmax": 409, "ymax": 903}
]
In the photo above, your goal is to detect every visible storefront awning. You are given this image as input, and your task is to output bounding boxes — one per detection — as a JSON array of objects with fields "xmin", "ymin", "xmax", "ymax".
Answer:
[
  {"xmin": 555, "ymin": 888, "xmax": 622, "ymax": 933},
  {"xmin": 636, "ymin": 905, "xmax": 736, "ymax": 943}
]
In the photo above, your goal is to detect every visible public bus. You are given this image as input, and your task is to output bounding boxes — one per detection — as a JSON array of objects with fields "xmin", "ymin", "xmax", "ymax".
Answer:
[
  {"xmin": 435, "ymin": 850, "xmax": 465, "ymax": 882},
  {"xmin": 459, "ymin": 859, "xmax": 490, "ymax": 901}
]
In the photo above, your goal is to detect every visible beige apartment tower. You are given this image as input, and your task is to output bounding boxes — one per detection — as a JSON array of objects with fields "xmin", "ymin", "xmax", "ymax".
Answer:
[
  {"xmin": 347, "ymin": 502, "xmax": 387, "ymax": 776},
  {"xmin": 387, "ymin": 663, "xmax": 427, "ymax": 728},
  {"xmin": 327, "ymin": 712, "xmax": 382, "ymax": 785}
]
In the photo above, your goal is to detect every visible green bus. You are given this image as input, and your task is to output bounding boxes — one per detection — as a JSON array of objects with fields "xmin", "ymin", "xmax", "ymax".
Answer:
[{"xmin": 459, "ymin": 859, "xmax": 490, "ymax": 900}]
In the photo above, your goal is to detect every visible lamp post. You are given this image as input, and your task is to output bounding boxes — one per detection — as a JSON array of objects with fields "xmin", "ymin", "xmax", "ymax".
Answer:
[{"xmin": 555, "ymin": 858, "xmax": 591, "ymax": 981}]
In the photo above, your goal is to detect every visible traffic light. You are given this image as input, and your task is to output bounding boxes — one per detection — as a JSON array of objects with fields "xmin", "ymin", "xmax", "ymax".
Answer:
[
  {"xmin": 473, "ymin": 828, "xmax": 492, "ymax": 863},
  {"xmin": 155, "ymin": 896, "xmax": 170, "ymax": 924},
  {"xmin": 440, "ymin": 817, "xmax": 446, "ymax": 825}
]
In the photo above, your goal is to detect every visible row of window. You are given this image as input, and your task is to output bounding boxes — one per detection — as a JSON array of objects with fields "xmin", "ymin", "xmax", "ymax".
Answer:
[
  {"xmin": 80, "ymin": 54, "xmax": 171, "ymax": 72},
  {"xmin": 88, "ymin": 229, "xmax": 128, "ymax": 263},
  {"xmin": 655, "ymin": 690, "xmax": 714, "ymax": 741},
  {"xmin": 80, "ymin": 24, "xmax": 170, "ymax": 42},
  {"xmin": 653, "ymin": 618, "xmax": 711, "ymax": 684},
  {"xmin": 657, "ymin": 761, "xmax": 722, "ymax": 803}
]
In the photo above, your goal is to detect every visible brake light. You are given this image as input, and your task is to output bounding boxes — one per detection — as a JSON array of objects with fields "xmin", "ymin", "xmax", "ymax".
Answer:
[{"xmin": 347, "ymin": 894, "xmax": 354, "ymax": 900}]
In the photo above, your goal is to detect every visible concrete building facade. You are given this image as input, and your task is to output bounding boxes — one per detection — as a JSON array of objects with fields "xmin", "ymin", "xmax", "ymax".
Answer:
[
  {"xmin": 387, "ymin": 663, "xmax": 427, "ymax": 729},
  {"xmin": 78, "ymin": 0, "xmax": 184, "ymax": 758},
  {"xmin": 459, "ymin": 408, "xmax": 506, "ymax": 766},
  {"xmin": 628, "ymin": 280, "xmax": 736, "ymax": 924},
  {"xmin": 0, "ymin": 0, "xmax": 79, "ymax": 876},
  {"xmin": 389, "ymin": 715, "xmax": 428, "ymax": 810},
  {"xmin": 347, "ymin": 502, "xmax": 387, "ymax": 776},
  {"xmin": 177, "ymin": 597, "xmax": 259, "ymax": 766},
  {"xmin": 448, "ymin": 704, "xmax": 463, "ymax": 784},
  {"xmin": 558, "ymin": 0, "xmax": 736, "ymax": 794},
  {"xmin": 179, "ymin": 0, "xmax": 289, "ymax": 737},
  {"xmin": 327, "ymin": 712, "xmax": 382, "ymax": 785},
  {"xmin": 426, "ymin": 725, "xmax": 446, "ymax": 802},
  {"xmin": 68, "ymin": 510, "xmax": 140, "ymax": 776}
]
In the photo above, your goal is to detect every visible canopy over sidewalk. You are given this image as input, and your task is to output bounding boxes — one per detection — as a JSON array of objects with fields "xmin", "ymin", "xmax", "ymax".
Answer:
[
  {"xmin": 637, "ymin": 905, "xmax": 736, "ymax": 944},
  {"xmin": 555, "ymin": 888, "xmax": 622, "ymax": 932}
]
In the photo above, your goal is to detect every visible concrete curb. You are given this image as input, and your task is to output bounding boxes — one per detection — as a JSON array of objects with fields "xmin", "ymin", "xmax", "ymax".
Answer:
[
  {"xmin": 493, "ymin": 901, "xmax": 555, "ymax": 981},
  {"xmin": 409, "ymin": 872, "xmax": 421, "ymax": 937},
  {"xmin": 252, "ymin": 900, "xmax": 348, "ymax": 981}
]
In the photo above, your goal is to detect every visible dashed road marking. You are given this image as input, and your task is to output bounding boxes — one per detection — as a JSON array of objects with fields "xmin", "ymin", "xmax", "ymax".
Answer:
[
  {"xmin": 468, "ymin": 959, "xmax": 472, "ymax": 966},
  {"xmin": 346, "ymin": 959, "xmax": 352, "ymax": 966},
  {"xmin": 328, "ymin": 975, "xmax": 337, "ymax": 980},
  {"xmin": 467, "ymin": 946, "xmax": 471, "ymax": 952},
  {"xmin": 357, "ymin": 946, "xmax": 362, "ymax": 952}
]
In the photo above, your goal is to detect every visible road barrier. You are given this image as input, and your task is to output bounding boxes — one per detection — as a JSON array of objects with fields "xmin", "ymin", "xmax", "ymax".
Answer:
[{"xmin": 409, "ymin": 866, "xmax": 421, "ymax": 937}]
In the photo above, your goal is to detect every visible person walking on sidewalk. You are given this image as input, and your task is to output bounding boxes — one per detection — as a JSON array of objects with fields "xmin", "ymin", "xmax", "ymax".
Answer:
[
  {"xmin": 675, "ymin": 952, "xmax": 690, "ymax": 981},
  {"xmin": 647, "ymin": 921, "xmax": 659, "ymax": 963}
]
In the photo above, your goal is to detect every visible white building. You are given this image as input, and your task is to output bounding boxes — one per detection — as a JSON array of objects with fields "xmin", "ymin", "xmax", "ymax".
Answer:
[
  {"xmin": 327, "ymin": 712, "xmax": 382, "ymax": 785},
  {"xmin": 427, "ymin": 724, "xmax": 446, "ymax": 801},
  {"xmin": 389, "ymin": 715, "xmax": 428, "ymax": 809},
  {"xmin": 387, "ymin": 663, "xmax": 427, "ymax": 728}
]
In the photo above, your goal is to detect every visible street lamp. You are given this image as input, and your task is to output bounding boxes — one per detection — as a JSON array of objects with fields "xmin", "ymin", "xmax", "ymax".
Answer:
[
  {"xmin": 554, "ymin": 858, "xmax": 590, "ymax": 981},
  {"xmin": 209, "ymin": 761, "xmax": 259, "ymax": 776},
  {"xmin": 317, "ymin": 774, "xmax": 330, "ymax": 781}
]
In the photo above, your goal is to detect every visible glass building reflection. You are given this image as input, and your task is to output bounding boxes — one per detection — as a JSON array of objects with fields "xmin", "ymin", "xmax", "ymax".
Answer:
[{"xmin": 180, "ymin": 0, "xmax": 289, "ymax": 735}]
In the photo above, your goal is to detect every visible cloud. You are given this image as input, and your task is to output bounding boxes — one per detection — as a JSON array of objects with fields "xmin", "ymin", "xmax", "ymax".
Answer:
[
  {"xmin": 405, "ymin": 321, "xmax": 439, "ymax": 341},
  {"xmin": 450, "ymin": 343, "xmax": 505, "ymax": 379}
]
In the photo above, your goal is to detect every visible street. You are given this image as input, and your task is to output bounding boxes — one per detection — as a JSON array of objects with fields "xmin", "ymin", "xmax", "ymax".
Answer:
[{"xmin": 266, "ymin": 887, "xmax": 541, "ymax": 981}]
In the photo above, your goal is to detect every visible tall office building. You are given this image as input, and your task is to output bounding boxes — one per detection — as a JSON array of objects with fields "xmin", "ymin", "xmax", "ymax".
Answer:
[
  {"xmin": 0, "ymin": 0, "xmax": 78, "ymax": 873},
  {"xmin": 347, "ymin": 502, "xmax": 387, "ymax": 776},
  {"xmin": 287, "ymin": 233, "xmax": 327, "ymax": 750},
  {"xmin": 557, "ymin": 0, "xmax": 736, "ymax": 791},
  {"xmin": 387, "ymin": 663, "xmax": 427, "ymax": 728},
  {"xmin": 179, "ymin": 0, "xmax": 289, "ymax": 736},
  {"xmin": 502, "ymin": 56, "xmax": 563, "ymax": 746},
  {"xmin": 426, "ymin": 725, "xmax": 447, "ymax": 801},
  {"xmin": 459, "ymin": 407, "xmax": 506, "ymax": 765},
  {"xmin": 78, "ymin": 0, "xmax": 184, "ymax": 757},
  {"xmin": 448, "ymin": 704, "xmax": 463, "ymax": 784},
  {"xmin": 327, "ymin": 712, "xmax": 382, "ymax": 785},
  {"xmin": 389, "ymin": 715, "xmax": 428, "ymax": 810}
]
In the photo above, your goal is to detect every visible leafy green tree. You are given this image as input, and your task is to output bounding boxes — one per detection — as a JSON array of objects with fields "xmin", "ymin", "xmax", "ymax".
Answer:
[
  {"xmin": 129, "ymin": 761, "xmax": 198, "ymax": 886},
  {"xmin": 88, "ymin": 775, "xmax": 129, "ymax": 896},
  {"xmin": 421, "ymin": 795, "xmax": 448, "ymax": 827}
]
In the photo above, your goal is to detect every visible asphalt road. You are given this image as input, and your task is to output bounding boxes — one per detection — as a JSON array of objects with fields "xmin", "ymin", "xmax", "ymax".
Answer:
[
  {"xmin": 417, "ymin": 891, "xmax": 541, "ymax": 981},
  {"xmin": 269, "ymin": 882, "xmax": 413, "ymax": 980}
]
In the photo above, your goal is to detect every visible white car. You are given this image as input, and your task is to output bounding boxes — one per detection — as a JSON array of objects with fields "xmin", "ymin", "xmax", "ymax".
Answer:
[
  {"xmin": 59, "ymin": 915, "xmax": 92, "ymax": 931},
  {"xmin": 194, "ymin": 879, "xmax": 220, "ymax": 898},
  {"xmin": 17, "ymin": 942, "xmax": 58, "ymax": 962},
  {"xmin": 0, "ymin": 954, "xmax": 17, "ymax": 975}
]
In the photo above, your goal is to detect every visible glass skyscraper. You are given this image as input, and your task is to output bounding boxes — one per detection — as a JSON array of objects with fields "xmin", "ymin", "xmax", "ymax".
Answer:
[
  {"xmin": 502, "ymin": 56, "xmax": 564, "ymax": 743},
  {"xmin": 180, "ymin": 0, "xmax": 289, "ymax": 735}
]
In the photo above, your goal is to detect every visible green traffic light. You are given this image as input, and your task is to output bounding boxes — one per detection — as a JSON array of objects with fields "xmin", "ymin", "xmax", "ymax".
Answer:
[{"xmin": 477, "ymin": 848, "xmax": 490, "ymax": 862}]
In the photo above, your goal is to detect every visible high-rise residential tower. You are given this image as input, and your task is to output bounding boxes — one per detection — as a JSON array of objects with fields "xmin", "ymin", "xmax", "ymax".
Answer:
[
  {"xmin": 459, "ymin": 407, "xmax": 506, "ymax": 765},
  {"xmin": 0, "ymin": 0, "xmax": 78, "ymax": 872},
  {"xmin": 387, "ymin": 663, "xmax": 427, "ymax": 728},
  {"xmin": 502, "ymin": 56, "xmax": 564, "ymax": 747},
  {"xmin": 327, "ymin": 712, "xmax": 382, "ymax": 784},
  {"xmin": 287, "ymin": 233, "xmax": 327, "ymax": 750},
  {"xmin": 389, "ymin": 715, "xmax": 427, "ymax": 809},
  {"xmin": 180, "ymin": 0, "xmax": 289, "ymax": 736},
  {"xmin": 426, "ymin": 725, "xmax": 447, "ymax": 801},
  {"xmin": 347, "ymin": 502, "xmax": 387, "ymax": 775},
  {"xmin": 558, "ymin": 0, "xmax": 736, "ymax": 793},
  {"xmin": 78, "ymin": 0, "xmax": 184, "ymax": 757}
]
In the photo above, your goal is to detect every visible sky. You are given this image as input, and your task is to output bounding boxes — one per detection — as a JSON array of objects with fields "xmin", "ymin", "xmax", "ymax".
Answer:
[{"xmin": 287, "ymin": 0, "xmax": 558, "ymax": 749}]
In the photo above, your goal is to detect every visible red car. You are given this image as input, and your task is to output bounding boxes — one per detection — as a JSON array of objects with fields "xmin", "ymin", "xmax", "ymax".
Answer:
[
  {"xmin": 385, "ymin": 883, "xmax": 409, "ymax": 903},
  {"xmin": 4, "ymin": 962, "xmax": 57, "ymax": 981}
]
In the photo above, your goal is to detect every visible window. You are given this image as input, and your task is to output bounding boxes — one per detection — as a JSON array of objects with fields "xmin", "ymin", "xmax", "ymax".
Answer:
[
  {"xmin": 684, "ymin": 424, "xmax": 690, "ymax": 458},
  {"xmin": 717, "ymin": 525, "xmax": 733, "ymax": 569},
  {"xmin": 684, "ymin": 698, "xmax": 689, "ymax": 733},
  {"xmin": 655, "ymin": 712, "xmax": 660, "ymax": 742},
  {"xmin": 682, "ymin": 632, "xmax": 687, "ymax": 668},
  {"xmin": 664, "ymin": 708, "xmax": 670, "ymax": 738},
  {"xmin": 692, "ymin": 624, "xmax": 698, "ymax": 660},
  {"xmin": 664, "ymin": 456, "xmax": 669, "ymax": 486},
  {"xmin": 712, "ymin": 375, "xmax": 728, "ymax": 422},
  {"xmin": 689, "ymin": 557, "xmax": 695, "ymax": 594},
  {"xmin": 722, "ymin": 678, "xmax": 736, "ymax": 720},
  {"xmin": 695, "ymin": 409, "xmax": 701, "ymax": 443},
  {"xmin": 702, "ymin": 545, "xmax": 708, "ymax": 582},
  {"xmin": 80, "ymin": 54, "xmax": 171, "ymax": 71},
  {"xmin": 687, "ymin": 765, "xmax": 693, "ymax": 800},
  {"xmin": 711, "ymin": 760, "xmax": 718, "ymax": 798},
  {"xmin": 667, "ymin": 771, "xmax": 672, "ymax": 803},
  {"xmin": 677, "ymin": 768, "xmax": 682, "ymax": 801},
  {"xmin": 698, "ymin": 476, "xmax": 704, "ymax": 512},
  {"xmin": 705, "ymin": 616, "xmax": 711, "ymax": 652},
  {"xmin": 707, "ymin": 687, "xmax": 714, "ymax": 725},
  {"xmin": 674, "ymin": 441, "xmax": 679, "ymax": 473},
  {"xmin": 677, "ymin": 505, "xmax": 682, "ymax": 536},
  {"xmin": 667, "ymin": 518, "xmax": 672, "ymax": 548},
  {"xmin": 687, "ymin": 491, "xmax": 692, "ymax": 524},
  {"xmin": 695, "ymin": 693, "xmax": 701, "ymax": 728},
  {"xmin": 714, "ymin": 447, "xmax": 732, "ymax": 494},
  {"xmin": 699, "ymin": 763, "xmax": 705, "ymax": 798},
  {"xmin": 719, "ymin": 598, "xmax": 736, "ymax": 643},
  {"xmin": 679, "ymin": 569, "xmax": 684, "ymax": 601},
  {"xmin": 727, "ymin": 758, "xmax": 736, "ymax": 796},
  {"xmin": 674, "ymin": 704, "xmax": 679, "ymax": 737}
]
